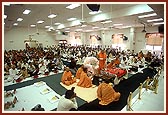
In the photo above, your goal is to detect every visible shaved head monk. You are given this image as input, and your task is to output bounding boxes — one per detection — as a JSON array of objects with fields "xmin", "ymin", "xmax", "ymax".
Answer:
[
  {"xmin": 61, "ymin": 67, "xmax": 76, "ymax": 86},
  {"xmin": 97, "ymin": 79, "xmax": 121, "ymax": 105}
]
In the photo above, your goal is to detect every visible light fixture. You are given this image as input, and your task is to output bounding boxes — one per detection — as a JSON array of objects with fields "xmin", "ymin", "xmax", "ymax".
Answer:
[
  {"xmin": 153, "ymin": 22, "xmax": 164, "ymax": 25},
  {"xmin": 37, "ymin": 20, "xmax": 44, "ymax": 24},
  {"xmin": 138, "ymin": 13, "xmax": 157, "ymax": 18},
  {"xmin": 13, "ymin": 23, "xmax": 18, "ymax": 26},
  {"xmin": 147, "ymin": 18, "xmax": 163, "ymax": 22},
  {"xmin": 66, "ymin": 4, "xmax": 80, "ymax": 9},
  {"xmin": 45, "ymin": 25, "xmax": 50, "ymax": 28},
  {"xmin": 67, "ymin": 18, "xmax": 76, "ymax": 21},
  {"xmin": 23, "ymin": 9, "xmax": 31, "ymax": 14},
  {"xmin": 4, "ymin": 15, "xmax": 7, "ymax": 19},
  {"xmin": 113, "ymin": 23, "xmax": 123, "ymax": 26},
  {"xmin": 89, "ymin": 10, "xmax": 102, "ymax": 15},
  {"xmin": 48, "ymin": 14, "xmax": 57, "ymax": 18},
  {"xmin": 17, "ymin": 18, "xmax": 23, "ymax": 21},
  {"xmin": 30, "ymin": 24, "xmax": 36, "ymax": 27},
  {"xmin": 54, "ymin": 23, "xmax": 61, "ymax": 25},
  {"xmin": 101, "ymin": 20, "xmax": 112, "ymax": 24}
]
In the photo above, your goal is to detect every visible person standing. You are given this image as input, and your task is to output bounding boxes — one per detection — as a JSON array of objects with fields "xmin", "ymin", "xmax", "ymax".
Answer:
[{"xmin": 97, "ymin": 49, "xmax": 107, "ymax": 73}]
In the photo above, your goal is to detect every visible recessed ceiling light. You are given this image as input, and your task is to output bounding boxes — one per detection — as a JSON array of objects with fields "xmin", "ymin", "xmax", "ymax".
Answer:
[
  {"xmin": 81, "ymin": 25, "xmax": 87, "ymax": 27},
  {"xmin": 23, "ymin": 9, "xmax": 31, "ymax": 14},
  {"xmin": 66, "ymin": 4, "xmax": 80, "ymax": 9},
  {"xmin": 138, "ymin": 13, "xmax": 157, "ymax": 18},
  {"xmin": 4, "ymin": 15, "xmax": 7, "ymax": 19},
  {"xmin": 67, "ymin": 18, "xmax": 76, "ymax": 21},
  {"xmin": 13, "ymin": 23, "xmax": 18, "ymax": 26},
  {"xmin": 89, "ymin": 10, "xmax": 102, "ymax": 15},
  {"xmin": 147, "ymin": 18, "xmax": 163, "ymax": 22},
  {"xmin": 92, "ymin": 26, "xmax": 99, "ymax": 29},
  {"xmin": 45, "ymin": 26, "xmax": 50, "ymax": 28},
  {"xmin": 48, "ymin": 14, "xmax": 57, "ymax": 18},
  {"xmin": 30, "ymin": 24, "xmax": 36, "ymax": 27},
  {"xmin": 54, "ymin": 23, "xmax": 61, "ymax": 25},
  {"xmin": 17, "ymin": 18, "xmax": 23, "ymax": 21},
  {"xmin": 37, "ymin": 20, "xmax": 44, "ymax": 24},
  {"xmin": 113, "ymin": 23, "xmax": 123, "ymax": 26}
]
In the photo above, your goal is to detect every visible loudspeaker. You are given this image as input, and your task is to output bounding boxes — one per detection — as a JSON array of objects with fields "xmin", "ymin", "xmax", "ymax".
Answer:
[
  {"xmin": 158, "ymin": 24, "xmax": 164, "ymax": 34},
  {"xmin": 86, "ymin": 4, "xmax": 100, "ymax": 11},
  {"xmin": 123, "ymin": 36, "xmax": 128, "ymax": 41}
]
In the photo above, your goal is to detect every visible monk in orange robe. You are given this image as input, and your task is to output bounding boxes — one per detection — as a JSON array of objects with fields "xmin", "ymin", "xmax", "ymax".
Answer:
[
  {"xmin": 97, "ymin": 49, "xmax": 107, "ymax": 73},
  {"xmin": 77, "ymin": 67, "xmax": 92, "ymax": 88},
  {"xmin": 113, "ymin": 55, "xmax": 120, "ymax": 66},
  {"xmin": 75, "ymin": 64, "xmax": 84, "ymax": 79},
  {"xmin": 97, "ymin": 79, "xmax": 120, "ymax": 105},
  {"xmin": 61, "ymin": 67, "xmax": 76, "ymax": 86}
]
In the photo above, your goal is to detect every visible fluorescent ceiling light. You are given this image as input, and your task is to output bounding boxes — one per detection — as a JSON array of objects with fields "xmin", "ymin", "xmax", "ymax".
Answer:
[
  {"xmin": 76, "ymin": 29, "xmax": 82, "ymax": 31},
  {"xmin": 37, "ymin": 20, "xmax": 44, "ymax": 24},
  {"xmin": 13, "ymin": 23, "xmax": 18, "ymax": 26},
  {"xmin": 138, "ymin": 13, "xmax": 157, "ymax": 18},
  {"xmin": 30, "ymin": 24, "xmax": 36, "ymax": 27},
  {"xmin": 23, "ymin": 9, "xmax": 31, "ymax": 14},
  {"xmin": 66, "ymin": 4, "xmax": 80, "ymax": 9},
  {"xmin": 153, "ymin": 22, "xmax": 164, "ymax": 25},
  {"xmin": 81, "ymin": 25, "xmax": 87, "ymax": 27},
  {"xmin": 67, "ymin": 18, "xmax": 76, "ymax": 21},
  {"xmin": 147, "ymin": 18, "xmax": 163, "ymax": 22},
  {"xmin": 121, "ymin": 26, "xmax": 131, "ymax": 28},
  {"xmin": 17, "ymin": 18, "xmax": 23, "ymax": 21},
  {"xmin": 101, "ymin": 20, "xmax": 112, "ymax": 24},
  {"xmin": 89, "ymin": 10, "xmax": 102, "ymax": 15},
  {"xmin": 45, "ymin": 26, "xmax": 50, "ymax": 28},
  {"xmin": 54, "ymin": 23, "xmax": 61, "ymax": 25},
  {"xmin": 65, "ymin": 31, "xmax": 70, "ymax": 32},
  {"xmin": 113, "ymin": 23, "xmax": 123, "ymax": 26},
  {"xmin": 92, "ymin": 26, "xmax": 99, "ymax": 29},
  {"xmin": 48, "ymin": 14, "xmax": 57, "ymax": 18},
  {"xmin": 85, "ymin": 30, "xmax": 93, "ymax": 32},
  {"xmin": 4, "ymin": 15, "xmax": 7, "ymax": 19}
]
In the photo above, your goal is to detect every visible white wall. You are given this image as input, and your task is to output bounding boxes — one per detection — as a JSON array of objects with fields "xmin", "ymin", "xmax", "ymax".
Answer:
[
  {"xmin": 4, "ymin": 27, "xmax": 57, "ymax": 51},
  {"xmin": 4, "ymin": 26, "xmax": 160, "ymax": 53}
]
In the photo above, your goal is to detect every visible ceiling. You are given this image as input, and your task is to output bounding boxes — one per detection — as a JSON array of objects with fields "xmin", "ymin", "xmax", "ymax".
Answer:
[{"xmin": 3, "ymin": 3, "xmax": 164, "ymax": 34}]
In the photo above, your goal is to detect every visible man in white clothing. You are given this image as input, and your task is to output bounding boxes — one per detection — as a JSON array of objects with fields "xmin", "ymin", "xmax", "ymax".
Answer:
[{"xmin": 57, "ymin": 87, "xmax": 78, "ymax": 111}]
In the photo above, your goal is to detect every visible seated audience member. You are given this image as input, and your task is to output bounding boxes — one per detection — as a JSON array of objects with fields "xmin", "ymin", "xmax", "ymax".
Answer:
[
  {"xmin": 97, "ymin": 79, "xmax": 121, "ymax": 105},
  {"xmin": 75, "ymin": 64, "xmax": 84, "ymax": 79},
  {"xmin": 17, "ymin": 67, "xmax": 30, "ymax": 82},
  {"xmin": 119, "ymin": 56, "xmax": 128, "ymax": 68},
  {"xmin": 77, "ymin": 67, "xmax": 93, "ymax": 88},
  {"xmin": 9, "ymin": 65, "xmax": 20, "ymax": 80},
  {"xmin": 69, "ymin": 57, "xmax": 77, "ymax": 75},
  {"xmin": 27, "ymin": 62, "xmax": 36, "ymax": 76},
  {"xmin": 38, "ymin": 61, "xmax": 47, "ymax": 74},
  {"xmin": 61, "ymin": 67, "xmax": 76, "ymax": 86},
  {"xmin": 57, "ymin": 87, "xmax": 78, "ymax": 111},
  {"xmin": 106, "ymin": 60, "xmax": 116, "ymax": 69}
]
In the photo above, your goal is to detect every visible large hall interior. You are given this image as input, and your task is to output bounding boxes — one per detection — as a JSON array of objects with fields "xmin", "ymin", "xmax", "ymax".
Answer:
[{"xmin": 3, "ymin": 2, "xmax": 166, "ymax": 113}]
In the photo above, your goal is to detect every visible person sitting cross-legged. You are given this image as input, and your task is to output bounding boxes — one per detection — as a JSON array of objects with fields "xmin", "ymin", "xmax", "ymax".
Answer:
[
  {"xmin": 97, "ymin": 79, "xmax": 121, "ymax": 105},
  {"xmin": 61, "ymin": 67, "xmax": 76, "ymax": 86}
]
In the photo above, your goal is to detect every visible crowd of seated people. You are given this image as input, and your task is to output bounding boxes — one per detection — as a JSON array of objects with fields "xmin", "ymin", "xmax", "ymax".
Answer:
[{"xmin": 4, "ymin": 44, "xmax": 164, "ymax": 84}]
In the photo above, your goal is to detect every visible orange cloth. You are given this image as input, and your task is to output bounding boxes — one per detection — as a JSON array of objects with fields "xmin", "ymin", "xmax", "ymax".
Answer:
[
  {"xmin": 107, "ymin": 62, "xmax": 115, "ymax": 68},
  {"xmin": 61, "ymin": 71, "xmax": 76, "ymax": 86},
  {"xmin": 97, "ymin": 82, "xmax": 120, "ymax": 105},
  {"xmin": 113, "ymin": 58, "xmax": 120, "ymax": 65},
  {"xmin": 77, "ymin": 71, "xmax": 92, "ymax": 88},
  {"xmin": 97, "ymin": 52, "xmax": 107, "ymax": 70},
  {"xmin": 75, "ymin": 67, "xmax": 83, "ymax": 79}
]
